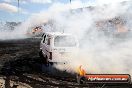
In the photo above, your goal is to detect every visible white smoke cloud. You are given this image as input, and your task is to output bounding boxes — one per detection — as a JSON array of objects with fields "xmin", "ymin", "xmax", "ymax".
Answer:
[
  {"xmin": 96, "ymin": 0, "xmax": 130, "ymax": 5},
  {"xmin": 1, "ymin": 0, "xmax": 132, "ymax": 76},
  {"xmin": 33, "ymin": 0, "xmax": 132, "ymax": 75}
]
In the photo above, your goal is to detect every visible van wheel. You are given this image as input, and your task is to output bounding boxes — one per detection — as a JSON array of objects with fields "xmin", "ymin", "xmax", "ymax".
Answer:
[
  {"xmin": 39, "ymin": 50, "xmax": 43, "ymax": 58},
  {"xmin": 39, "ymin": 50, "xmax": 48, "ymax": 64},
  {"xmin": 44, "ymin": 56, "xmax": 48, "ymax": 65}
]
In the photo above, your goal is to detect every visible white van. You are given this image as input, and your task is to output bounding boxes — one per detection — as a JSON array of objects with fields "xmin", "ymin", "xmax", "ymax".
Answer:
[{"xmin": 39, "ymin": 32, "xmax": 79, "ymax": 64}]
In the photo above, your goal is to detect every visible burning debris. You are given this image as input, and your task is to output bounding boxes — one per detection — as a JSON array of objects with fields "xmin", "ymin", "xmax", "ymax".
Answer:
[{"xmin": 26, "ymin": 26, "xmax": 43, "ymax": 37}]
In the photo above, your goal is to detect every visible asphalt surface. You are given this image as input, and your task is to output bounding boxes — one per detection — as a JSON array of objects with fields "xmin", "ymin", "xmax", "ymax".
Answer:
[{"xmin": 0, "ymin": 38, "xmax": 131, "ymax": 88}]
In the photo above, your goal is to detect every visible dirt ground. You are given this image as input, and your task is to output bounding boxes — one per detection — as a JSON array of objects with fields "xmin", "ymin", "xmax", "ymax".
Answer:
[{"xmin": 0, "ymin": 38, "xmax": 131, "ymax": 88}]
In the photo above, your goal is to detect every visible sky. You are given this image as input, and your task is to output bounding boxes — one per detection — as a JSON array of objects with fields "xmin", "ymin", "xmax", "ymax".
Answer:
[{"xmin": 0, "ymin": 0, "xmax": 95, "ymax": 22}]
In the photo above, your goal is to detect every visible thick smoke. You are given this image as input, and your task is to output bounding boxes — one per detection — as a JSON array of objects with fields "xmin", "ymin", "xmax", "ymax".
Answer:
[
  {"xmin": 0, "ymin": 24, "xmax": 27, "ymax": 40},
  {"xmin": 19, "ymin": 0, "xmax": 132, "ymax": 75},
  {"xmin": 41, "ymin": 0, "xmax": 132, "ymax": 74},
  {"xmin": 1, "ymin": 0, "xmax": 132, "ymax": 75}
]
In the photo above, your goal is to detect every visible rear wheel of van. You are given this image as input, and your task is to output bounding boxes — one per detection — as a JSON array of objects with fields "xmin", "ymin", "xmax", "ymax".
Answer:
[
  {"xmin": 44, "ymin": 56, "xmax": 49, "ymax": 65},
  {"xmin": 39, "ymin": 50, "xmax": 43, "ymax": 58},
  {"xmin": 39, "ymin": 50, "xmax": 48, "ymax": 64}
]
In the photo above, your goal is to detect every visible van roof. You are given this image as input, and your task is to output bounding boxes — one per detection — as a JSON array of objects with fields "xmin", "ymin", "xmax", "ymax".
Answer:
[{"xmin": 44, "ymin": 32, "xmax": 72, "ymax": 36}]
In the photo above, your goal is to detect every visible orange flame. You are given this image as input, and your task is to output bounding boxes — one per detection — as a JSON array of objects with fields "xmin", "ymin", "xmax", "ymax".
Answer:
[
  {"xmin": 77, "ymin": 65, "xmax": 86, "ymax": 76},
  {"xmin": 32, "ymin": 27, "xmax": 42, "ymax": 34}
]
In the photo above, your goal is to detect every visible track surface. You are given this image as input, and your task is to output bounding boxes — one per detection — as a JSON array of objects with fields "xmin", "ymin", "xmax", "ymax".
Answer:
[{"xmin": 0, "ymin": 38, "xmax": 131, "ymax": 88}]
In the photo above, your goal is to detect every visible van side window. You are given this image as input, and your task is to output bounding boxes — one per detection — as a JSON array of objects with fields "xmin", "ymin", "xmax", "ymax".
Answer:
[{"xmin": 43, "ymin": 35, "xmax": 46, "ymax": 43}]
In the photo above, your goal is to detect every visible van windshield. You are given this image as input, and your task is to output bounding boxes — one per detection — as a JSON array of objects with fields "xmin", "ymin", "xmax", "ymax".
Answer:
[{"xmin": 54, "ymin": 36, "xmax": 76, "ymax": 47}]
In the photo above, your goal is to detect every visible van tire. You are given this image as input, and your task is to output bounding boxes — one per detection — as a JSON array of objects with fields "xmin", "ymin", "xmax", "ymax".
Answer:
[
  {"xmin": 44, "ymin": 56, "xmax": 48, "ymax": 64},
  {"xmin": 39, "ymin": 50, "xmax": 43, "ymax": 58},
  {"xmin": 39, "ymin": 50, "xmax": 48, "ymax": 64}
]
